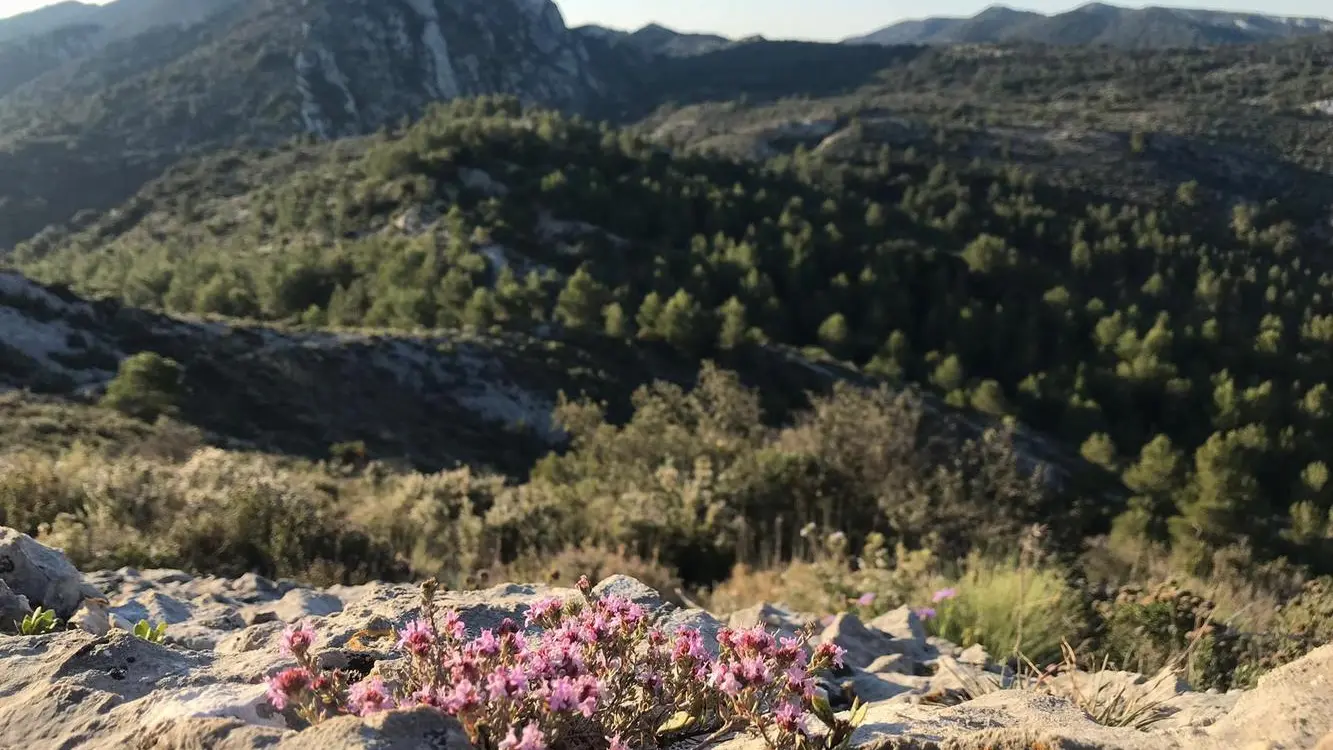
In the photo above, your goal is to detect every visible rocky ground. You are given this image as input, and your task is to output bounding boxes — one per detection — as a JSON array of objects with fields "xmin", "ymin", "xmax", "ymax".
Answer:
[{"xmin": 1, "ymin": 525, "xmax": 1331, "ymax": 749}]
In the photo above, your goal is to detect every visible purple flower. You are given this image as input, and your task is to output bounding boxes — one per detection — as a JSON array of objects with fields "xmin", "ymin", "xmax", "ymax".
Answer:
[
  {"xmin": 932, "ymin": 587, "xmax": 958, "ymax": 604},
  {"xmin": 279, "ymin": 621, "xmax": 316, "ymax": 659},
  {"xmin": 814, "ymin": 642, "xmax": 847, "ymax": 669},
  {"xmin": 440, "ymin": 610, "xmax": 466, "ymax": 640},
  {"xmin": 785, "ymin": 665, "xmax": 816, "ymax": 699},
  {"xmin": 525, "ymin": 597, "xmax": 565, "ymax": 626},
  {"xmin": 607, "ymin": 734, "xmax": 630, "ymax": 750},
  {"xmin": 396, "ymin": 618, "xmax": 436, "ymax": 656},
  {"xmin": 347, "ymin": 677, "xmax": 395, "ymax": 716},
  {"xmin": 265, "ymin": 667, "xmax": 311, "ymax": 711},
  {"xmin": 545, "ymin": 676, "xmax": 580, "ymax": 712},
  {"xmin": 441, "ymin": 679, "xmax": 482, "ymax": 713},
  {"xmin": 774, "ymin": 700, "xmax": 806, "ymax": 734},
  {"xmin": 914, "ymin": 606, "xmax": 937, "ymax": 620},
  {"xmin": 499, "ymin": 724, "xmax": 548, "ymax": 750},
  {"xmin": 855, "ymin": 592, "xmax": 876, "ymax": 607}
]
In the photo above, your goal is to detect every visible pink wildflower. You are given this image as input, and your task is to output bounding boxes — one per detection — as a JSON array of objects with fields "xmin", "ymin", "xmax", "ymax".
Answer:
[
  {"xmin": 279, "ymin": 621, "xmax": 316, "ymax": 659},
  {"xmin": 814, "ymin": 642, "xmax": 847, "ymax": 669},
  {"xmin": 774, "ymin": 701, "xmax": 806, "ymax": 734},
  {"xmin": 441, "ymin": 678, "xmax": 482, "ymax": 713},
  {"xmin": 545, "ymin": 676, "xmax": 579, "ymax": 712},
  {"xmin": 525, "ymin": 597, "xmax": 564, "ymax": 626},
  {"xmin": 577, "ymin": 575, "xmax": 592, "ymax": 595},
  {"xmin": 709, "ymin": 662, "xmax": 743, "ymax": 696},
  {"xmin": 396, "ymin": 618, "xmax": 436, "ymax": 656},
  {"xmin": 347, "ymin": 677, "xmax": 395, "ymax": 716},
  {"xmin": 914, "ymin": 606, "xmax": 937, "ymax": 620},
  {"xmin": 440, "ymin": 610, "xmax": 467, "ymax": 640},
  {"xmin": 499, "ymin": 724, "xmax": 548, "ymax": 750},
  {"xmin": 855, "ymin": 592, "xmax": 876, "ymax": 607},
  {"xmin": 265, "ymin": 667, "xmax": 311, "ymax": 711},
  {"xmin": 785, "ymin": 665, "xmax": 816, "ymax": 699},
  {"xmin": 932, "ymin": 587, "xmax": 958, "ymax": 604},
  {"xmin": 607, "ymin": 734, "xmax": 631, "ymax": 750}
]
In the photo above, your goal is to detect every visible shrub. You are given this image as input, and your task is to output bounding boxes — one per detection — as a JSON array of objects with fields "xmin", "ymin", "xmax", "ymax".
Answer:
[
  {"xmin": 265, "ymin": 577, "xmax": 864, "ymax": 749},
  {"xmin": 922, "ymin": 553, "xmax": 1088, "ymax": 666},
  {"xmin": 100, "ymin": 352, "xmax": 184, "ymax": 421}
]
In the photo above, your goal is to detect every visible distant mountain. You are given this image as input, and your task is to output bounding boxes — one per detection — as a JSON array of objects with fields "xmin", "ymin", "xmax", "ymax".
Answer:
[
  {"xmin": 574, "ymin": 22, "xmax": 733, "ymax": 57},
  {"xmin": 0, "ymin": 0, "xmax": 609, "ymax": 249},
  {"xmin": 847, "ymin": 2, "xmax": 1333, "ymax": 48}
]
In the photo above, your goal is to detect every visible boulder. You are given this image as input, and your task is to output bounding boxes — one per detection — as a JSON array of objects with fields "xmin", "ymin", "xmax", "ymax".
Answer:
[
  {"xmin": 0, "ymin": 526, "xmax": 103, "ymax": 618},
  {"xmin": 728, "ymin": 602, "xmax": 813, "ymax": 642},
  {"xmin": 0, "ymin": 577, "xmax": 32, "ymax": 632},
  {"xmin": 867, "ymin": 605, "xmax": 927, "ymax": 643},
  {"xmin": 819, "ymin": 613, "xmax": 920, "ymax": 671}
]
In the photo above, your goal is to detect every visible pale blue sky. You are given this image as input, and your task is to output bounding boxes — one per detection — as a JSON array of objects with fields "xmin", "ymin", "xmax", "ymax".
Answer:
[{"xmin": 0, "ymin": 0, "xmax": 1329, "ymax": 40}]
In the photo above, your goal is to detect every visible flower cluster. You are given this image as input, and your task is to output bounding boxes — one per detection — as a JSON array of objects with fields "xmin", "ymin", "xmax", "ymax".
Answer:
[{"xmin": 265, "ymin": 577, "xmax": 856, "ymax": 750}]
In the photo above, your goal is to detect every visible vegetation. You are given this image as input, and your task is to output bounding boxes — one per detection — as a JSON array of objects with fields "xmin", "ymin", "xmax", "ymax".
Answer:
[
  {"xmin": 16, "ymin": 97, "xmax": 1333, "ymax": 582},
  {"xmin": 5, "ymin": 12, "xmax": 1333, "ymax": 697},
  {"xmin": 265, "ymin": 580, "xmax": 863, "ymax": 749}
]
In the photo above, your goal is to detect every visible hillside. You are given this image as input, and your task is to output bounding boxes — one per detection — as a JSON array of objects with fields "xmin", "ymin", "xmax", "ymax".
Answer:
[
  {"xmin": 849, "ymin": 2, "xmax": 1333, "ymax": 48},
  {"xmin": 0, "ymin": 0, "xmax": 608, "ymax": 249}
]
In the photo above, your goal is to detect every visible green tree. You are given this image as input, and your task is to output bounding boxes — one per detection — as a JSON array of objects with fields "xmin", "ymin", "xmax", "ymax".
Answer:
[
  {"xmin": 462, "ymin": 288, "xmax": 496, "ymax": 331},
  {"xmin": 817, "ymin": 313, "xmax": 849, "ymax": 357},
  {"xmin": 603, "ymin": 302, "xmax": 629, "ymax": 339},
  {"xmin": 101, "ymin": 353, "xmax": 184, "ymax": 421},
  {"xmin": 554, "ymin": 268, "xmax": 609, "ymax": 331},
  {"xmin": 635, "ymin": 292, "xmax": 664, "ymax": 340},
  {"xmin": 658, "ymin": 289, "xmax": 706, "ymax": 353},
  {"xmin": 717, "ymin": 297, "xmax": 749, "ymax": 350}
]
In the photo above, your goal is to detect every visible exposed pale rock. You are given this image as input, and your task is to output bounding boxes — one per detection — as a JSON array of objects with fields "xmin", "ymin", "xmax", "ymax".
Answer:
[
  {"xmin": 957, "ymin": 643, "xmax": 990, "ymax": 667},
  {"xmin": 866, "ymin": 653, "xmax": 913, "ymax": 675},
  {"xmin": 728, "ymin": 602, "xmax": 812, "ymax": 642},
  {"xmin": 0, "ymin": 526, "xmax": 103, "ymax": 618},
  {"xmin": 867, "ymin": 605, "xmax": 927, "ymax": 642},
  {"xmin": 0, "ymin": 577, "xmax": 32, "ymax": 632},
  {"xmin": 820, "ymin": 613, "xmax": 919, "ymax": 671}
]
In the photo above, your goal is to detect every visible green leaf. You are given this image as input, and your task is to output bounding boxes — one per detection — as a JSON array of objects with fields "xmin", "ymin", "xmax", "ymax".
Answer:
[
  {"xmin": 850, "ymin": 698, "xmax": 869, "ymax": 727},
  {"xmin": 657, "ymin": 711, "xmax": 697, "ymax": 734}
]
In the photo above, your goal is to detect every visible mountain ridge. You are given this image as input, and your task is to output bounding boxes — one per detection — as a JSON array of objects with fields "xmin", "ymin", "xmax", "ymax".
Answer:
[{"xmin": 847, "ymin": 2, "xmax": 1333, "ymax": 47}]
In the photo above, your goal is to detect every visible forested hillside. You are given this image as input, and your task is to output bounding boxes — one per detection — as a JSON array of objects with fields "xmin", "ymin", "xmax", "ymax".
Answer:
[{"xmin": 14, "ymin": 93, "xmax": 1333, "ymax": 578}]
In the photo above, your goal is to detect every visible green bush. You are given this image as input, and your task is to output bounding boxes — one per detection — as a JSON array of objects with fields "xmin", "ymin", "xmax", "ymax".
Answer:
[
  {"xmin": 100, "ymin": 352, "xmax": 184, "ymax": 421},
  {"xmin": 925, "ymin": 554, "xmax": 1088, "ymax": 666}
]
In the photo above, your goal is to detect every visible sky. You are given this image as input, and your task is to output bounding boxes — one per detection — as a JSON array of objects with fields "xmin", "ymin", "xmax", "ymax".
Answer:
[{"xmin": 1, "ymin": 0, "xmax": 1331, "ymax": 40}]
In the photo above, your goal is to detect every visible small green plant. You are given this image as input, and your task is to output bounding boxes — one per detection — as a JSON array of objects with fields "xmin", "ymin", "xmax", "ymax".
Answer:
[
  {"xmin": 132, "ymin": 619, "xmax": 168, "ymax": 643},
  {"xmin": 20, "ymin": 606, "xmax": 59, "ymax": 636}
]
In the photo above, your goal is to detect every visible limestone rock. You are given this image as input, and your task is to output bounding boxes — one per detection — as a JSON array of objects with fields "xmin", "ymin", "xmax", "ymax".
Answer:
[
  {"xmin": 957, "ymin": 643, "xmax": 991, "ymax": 667},
  {"xmin": 819, "ymin": 613, "xmax": 919, "ymax": 671},
  {"xmin": 0, "ymin": 526, "xmax": 103, "ymax": 618},
  {"xmin": 868, "ymin": 605, "xmax": 928, "ymax": 643},
  {"xmin": 0, "ymin": 577, "xmax": 32, "ymax": 632},
  {"xmin": 279, "ymin": 706, "xmax": 473, "ymax": 749},
  {"xmin": 728, "ymin": 602, "xmax": 813, "ymax": 642}
]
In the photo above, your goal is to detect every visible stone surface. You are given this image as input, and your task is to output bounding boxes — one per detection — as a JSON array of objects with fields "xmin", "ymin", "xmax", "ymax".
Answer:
[
  {"xmin": 0, "ymin": 526, "xmax": 103, "ymax": 618},
  {"xmin": 728, "ymin": 602, "xmax": 814, "ymax": 642},
  {"xmin": 0, "ymin": 528, "xmax": 1330, "ymax": 750},
  {"xmin": 868, "ymin": 606, "xmax": 928, "ymax": 643},
  {"xmin": 820, "ymin": 613, "xmax": 920, "ymax": 671},
  {"xmin": 0, "ymin": 577, "xmax": 32, "ymax": 632}
]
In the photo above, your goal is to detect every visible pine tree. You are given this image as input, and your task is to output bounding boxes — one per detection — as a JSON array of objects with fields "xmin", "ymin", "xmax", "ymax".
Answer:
[
  {"xmin": 635, "ymin": 292, "xmax": 664, "ymax": 340},
  {"xmin": 717, "ymin": 297, "xmax": 749, "ymax": 350},
  {"xmin": 817, "ymin": 313, "xmax": 849, "ymax": 357},
  {"xmin": 658, "ymin": 289, "xmax": 706, "ymax": 353},
  {"xmin": 603, "ymin": 302, "xmax": 629, "ymax": 339},
  {"xmin": 462, "ymin": 288, "xmax": 496, "ymax": 331},
  {"xmin": 555, "ymin": 268, "xmax": 609, "ymax": 331}
]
